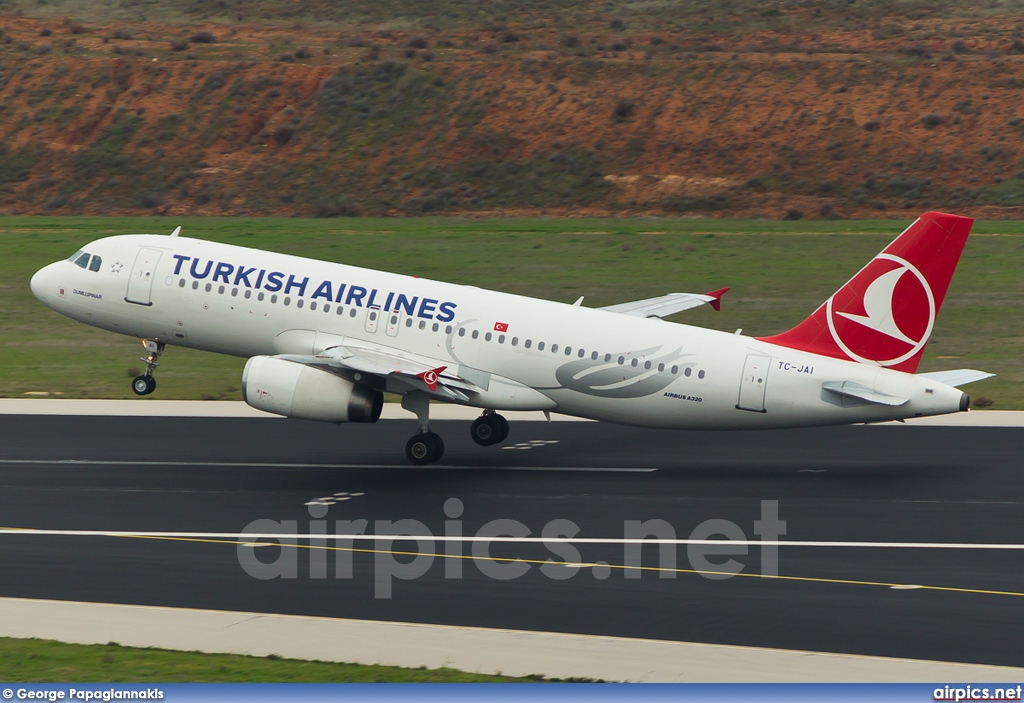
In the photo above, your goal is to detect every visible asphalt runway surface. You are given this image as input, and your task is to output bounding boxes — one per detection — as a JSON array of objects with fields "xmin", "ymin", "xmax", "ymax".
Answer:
[{"xmin": 0, "ymin": 414, "xmax": 1022, "ymax": 667}]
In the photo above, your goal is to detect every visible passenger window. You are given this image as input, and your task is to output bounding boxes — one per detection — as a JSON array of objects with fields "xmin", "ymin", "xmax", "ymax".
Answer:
[
  {"xmin": 336, "ymin": 306, "xmax": 344, "ymax": 315},
  {"xmin": 472, "ymin": 330, "xmax": 479, "ymax": 340},
  {"xmin": 88, "ymin": 255, "xmax": 102, "ymax": 272},
  {"xmin": 591, "ymin": 351, "xmax": 598, "ymax": 360},
  {"xmin": 578, "ymin": 349, "xmax": 585, "ymax": 358},
  {"xmin": 445, "ymin": 325, "xmax": 452, "ymax": 334},
  {"xmin": 605, "ymin": 354, "xmax": 612, "ymax": 362},
  {"xmin": 297, "ymin": 299, "xmax": 304, "ymax": 309},
  {"xmin": 498, "ymin": 334, "xmax": 505, "ymax": 344},
  {"xmin": 350, "ymin": 308, "xmax": 357, "ymax": 317},
  {"xmin": 511, "ymin": 337, "xmax": 518, "ymax": 346},
  {"xmin": 179, "ymin": 279, "xmax": 186, "ymax": 288},
  {"xmin": 485, "ymin": 332, "xmax": 492, "ymax": 342},
  {"xmin": 683, "ymin": 367, "xmax": 691, "ymax": 377},
  {"xmin": 284, "ymin": 297, "xmax": 291, "ymax": 306},
  {"xmin": 644, "ymin": 361, "xmax": 652, "ymax": 370},
  {"xmin": 658, "ymin": 363, "xmax": 665, "ymax": 372},
  {"xmin": 218, "ymin": 285, "xmax": 225, "ymax": 294},
  {"xmin": 631, "ymin": 358, "xmax": 638, "ymax": 367},
  {"xmin": 231, "ymin": 287, "xmax": 238, "ymax": 297},
  {"xmin": 698, "ymin": 370, "xmax": 706, "ymax": 379},
  {"xmin": 310, "ymin": 301, "xmax": 316, "ymax": 311},
  {"xmin": 538, "ymin": 342, "xmax": 545, "ymax": 351},
  {"xmin": 618, "ymin": 356, "xmax": 625, "ymax": 365},
  {"xmin": 524, "ymin": 339, "xmax": 532, "ymax": 349},
  {"xmin": 323, "ymin": 304, "xmax": 330, "ymax": 313},
  {"xmin": 244, "ymin": 289, "xmax": 251, "ymax": 299},
  {"xmin": 73, "ymin": 252, "xmax": 90, "ymax": 269},
  {"xmin": 432, "ymin": 323, "xmax": 439, "ymax": 332},
  {"xmin": 458, "ymin": 328, "xmax": 466, "ymax": 337},
  {"xmin": 551, "ymin": 344, "xmax": 558, "ymax": 353},
  {"xmin": 258, "ymin": 292, "xmax": 265, "ymax": 301},
  {"xmin": 406, "ymin": 318, "xmax": 413, "ymax": 328},
  {"xmin": 271, "ymin": 294, "xmax": 278, "ymax": 304},
  {"xmin": 205, "ymin": 283, "xmax": 212, "ymax": 292}
]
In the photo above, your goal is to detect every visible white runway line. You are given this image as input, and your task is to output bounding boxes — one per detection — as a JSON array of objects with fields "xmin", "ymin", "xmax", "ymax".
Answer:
[
  {"xmin": 0, "ymin": 459, "xmax": 655, "ymax": 472},
  {"xmin": 2, "ymin": 527, "xmax": 1023, "ymax": 550}
]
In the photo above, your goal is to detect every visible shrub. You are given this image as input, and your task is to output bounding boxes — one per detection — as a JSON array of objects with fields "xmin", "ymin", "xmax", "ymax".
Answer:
[
  {"xmin": 40, "ymin": 28, "xmax": 52, "ymax": 37},
  {"xmin": 609, "ymin": 18, "xmax": 626, "ymax": 30},
  {"xmin": 612, "ymin": 97, "xmax": 635, "ymax": 120},
  {"xmin": 951, "ymin": 39, "xmax": 970, "ymax": 54},
  {"xmin": 278, "ymin": 53, "xmax": 294, "ymax": 62},
  {"xmin": 170, "ymin": 39, "xmax": 189, "ymax": 52},
  {"xmin": 560, "ymin": 35, "xmax": 579, "ymax": 48},
  {"xmin": 863, "ymin": 120, "xmax": 880, "ymax": 131},
  {"xmin": 110, "ymin": 28, "xmax": 134, "ymax": 40},
  {"xmin": 921, "ymin": 113, "xmax": 943, "ymax": 128},
  {"xmin": 501, "ymin": 31, "xmax": 519, "ymax": 43},
  {"xmin": 405, "ymin": 36, "xmax": 428, "ymax": 49},
  {"xmin": 295, "ymin": 46, "xmax": 311, "ymax": 59},
  {"xmin": 70, "ymin": 25, "xmax": 87, "ymax": 35},
  {"xmin": 190, "ymin": 31, "xmax": 216, "ymax": 44},
  {"xmin": 783, "ymin": 208, "xmax": 804, "ymax": 221},
  {"xmin": 274, "ymin": 125, "xmax": 294, "ymax": 145}
]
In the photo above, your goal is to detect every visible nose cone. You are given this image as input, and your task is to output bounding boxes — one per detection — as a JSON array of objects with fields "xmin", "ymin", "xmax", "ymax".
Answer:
[{"xmin": 30, "ymin": 263, "xmax": 59, "ymax": 306}]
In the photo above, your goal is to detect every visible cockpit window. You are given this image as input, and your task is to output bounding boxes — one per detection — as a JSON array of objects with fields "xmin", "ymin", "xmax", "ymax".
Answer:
[
  {"xmin": 88, "ymin": 255, "xmax": 102, "ymax": 272},
  {"xmin": 71, "ymin": 252, "xmax": 90, "ymax": 269}
]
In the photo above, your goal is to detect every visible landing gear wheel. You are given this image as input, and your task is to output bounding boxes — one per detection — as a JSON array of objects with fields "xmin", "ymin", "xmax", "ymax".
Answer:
[
  {"xmin": 132, "ymin": 375, "xmax": 156, "ymax": 396},
  {"xmin": 471, "ymin": 413, "xmax": 510, "ymax": 446},
  {"xmin": 406, "ymin": 432, "xmax": 444, "ymax": 465}
]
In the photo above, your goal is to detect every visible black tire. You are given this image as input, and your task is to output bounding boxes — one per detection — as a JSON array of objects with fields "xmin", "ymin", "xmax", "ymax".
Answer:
[
  {"xmin": 493, "ymin": 414, "xmax": 510, "ymax": 444},
  {"xmin": 406, "ymin": 432, "xmax": 442, "ymax": 465},
  {"xmin": 132, "ymin": 375, "xmax": 155, "ymax": 396},
  {"xmin": 470, "ymin": 416, "xmax": 495, "ymax": 446}
]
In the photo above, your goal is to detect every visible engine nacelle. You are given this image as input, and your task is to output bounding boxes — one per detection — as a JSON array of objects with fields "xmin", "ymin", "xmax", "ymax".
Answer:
[{"xmin": 242, "ymin": 355, "xmax": 383, "ymax": 423}]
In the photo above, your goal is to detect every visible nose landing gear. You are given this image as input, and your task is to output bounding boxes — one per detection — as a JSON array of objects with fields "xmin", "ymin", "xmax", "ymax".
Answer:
[{"xmin": 131, "ymin": 339, "xmax": 164, "ymax": 396}]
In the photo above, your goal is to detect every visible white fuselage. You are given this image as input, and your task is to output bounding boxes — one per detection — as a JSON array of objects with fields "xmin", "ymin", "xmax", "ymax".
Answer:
[{"xmin": 31, "ymin": 234, "xmax": 967, "ymax": 428}]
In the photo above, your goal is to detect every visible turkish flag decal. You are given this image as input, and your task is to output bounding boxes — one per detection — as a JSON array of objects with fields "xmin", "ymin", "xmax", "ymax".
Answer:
[{"xmin": 493, "ymin": 322, "xmax": 509, "ymax": 332}]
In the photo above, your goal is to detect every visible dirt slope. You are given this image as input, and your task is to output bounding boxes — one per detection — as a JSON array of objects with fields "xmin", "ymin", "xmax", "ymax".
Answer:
[{"xmin": 3, "ymin": 5, "xmax": 1024, "ymax": 219}]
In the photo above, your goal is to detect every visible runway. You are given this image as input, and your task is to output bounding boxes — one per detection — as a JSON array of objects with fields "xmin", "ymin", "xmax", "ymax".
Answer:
[{"xmin": 1, "ymin": 413, "xmax": 1023, "ymax": 668}]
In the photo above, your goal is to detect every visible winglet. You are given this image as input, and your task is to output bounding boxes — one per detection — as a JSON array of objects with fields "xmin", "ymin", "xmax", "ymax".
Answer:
[
  {"xmin": 416, "ymin": 366, "xmax": 447, "ymax": 392},
  {"xmin": 704, "ymin": 287, "xmax": 730, "ymax": 312},
  {"xmin": 170, "ymin": 226, "xmax": 181, "ymax": 237}
]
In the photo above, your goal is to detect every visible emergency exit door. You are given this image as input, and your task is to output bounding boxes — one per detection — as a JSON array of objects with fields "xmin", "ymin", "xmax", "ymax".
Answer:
[{"xmin": 736, "ymin": 354, "xmax": 770, "ymax": 413}]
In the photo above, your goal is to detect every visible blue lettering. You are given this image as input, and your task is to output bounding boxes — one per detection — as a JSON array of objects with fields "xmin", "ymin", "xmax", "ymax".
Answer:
[
  {"xmin": 346, "ymin": 286, "xmax": 367, "ymax": 306},
  {"xmin": 437, "ymin": 301, "xmax": 457, "ymax": 323},
  {"xmin": 395, "ymin": 294, "xmax": 418, "ymax": 315},
  {"xmin": 254, "ymin": 269, "xmax": 266, "ymax": 289},
  {"xmin": 311, "ymin": 280, "xmax": 333, "ymax": 301},
  {"xmin": 367, "ymin": 289, "xmax": 380, "ymax": 309},
  {"xmin": 172, "ymin": 254, "xmax": 191, "ymax": 275},
  {"xmin": 213, "ymin": 262, "xmax": 234, "ymax": 284},
  {"xmin": 234, "ymin": 266, "xmax": 256, "ymax": 287},
  {"xmin": 334, "ymin": 283, "xmax": 348, "ymax": 304},
  {"xmin": 417, "ymin": 298, "xmax": 438, "ymax": 319},
  {"xmin": 285, "ymin": 275, "xmax": 308, "ymax": 296},
  {"xmin": 265, "ymin": 271, "xmax": 285, "ymax": 292},
  {"xmin": 189, "ymin": 258, "xmax": 213, "ymax": 279},
  {"xmin": 383, "ymin": 292, "xmax": 395, "ymax": 312}
]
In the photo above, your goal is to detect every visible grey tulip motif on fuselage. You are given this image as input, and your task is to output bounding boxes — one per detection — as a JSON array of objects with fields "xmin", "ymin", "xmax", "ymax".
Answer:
[{"xmin": 552, "ymin": 346, "xmax": 694, "ymax": 398}]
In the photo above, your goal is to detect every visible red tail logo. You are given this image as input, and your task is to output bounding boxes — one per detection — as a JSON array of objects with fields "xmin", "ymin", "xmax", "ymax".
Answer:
[{"xmin": 760, "ymin": 212, "xmax": 973, "ymax": 372}]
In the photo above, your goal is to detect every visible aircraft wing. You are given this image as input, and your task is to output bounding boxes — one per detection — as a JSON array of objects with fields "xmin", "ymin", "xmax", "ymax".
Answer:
[
  {"xmin": 599, "ymin": 288, "xmax": 730, "ymax": 318},
  {"xmin": 276, "ymin": 341, "xmax": 477, "ymax": 402},
  {"xmin": 916, "ymin": 369, "xmax": 995, "ymax": 387}
]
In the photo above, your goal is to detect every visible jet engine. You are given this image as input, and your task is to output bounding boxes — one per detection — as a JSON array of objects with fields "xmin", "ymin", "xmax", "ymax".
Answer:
[{"xmin": 242, "ymin": 355, "xmax": 383, "ymax": 423}]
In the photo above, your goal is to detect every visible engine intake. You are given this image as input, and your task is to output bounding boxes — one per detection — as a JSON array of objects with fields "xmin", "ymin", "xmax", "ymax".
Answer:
[{"xmin": 242, "ymin": 355, "xmax": 383, "ymax": 423}]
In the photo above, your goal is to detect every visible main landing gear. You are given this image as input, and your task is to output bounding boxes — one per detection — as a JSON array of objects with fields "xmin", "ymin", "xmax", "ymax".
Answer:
[
  {"xmin": 131, "ymin": 339, "xmax": 164, "ymax": 396},
  {"xmin": 470, "ymin": 410, "xmax": 509, "ymax": 447},
  {"xmin": 400, "ymin": 393, "xmax": 510, "ymax": 465}
]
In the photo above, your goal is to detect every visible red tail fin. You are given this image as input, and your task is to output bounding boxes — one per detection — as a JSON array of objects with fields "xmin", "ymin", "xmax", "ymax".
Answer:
[{"xmin": 758, "ymin": 211, "xmax": 974, "ymax": 372}]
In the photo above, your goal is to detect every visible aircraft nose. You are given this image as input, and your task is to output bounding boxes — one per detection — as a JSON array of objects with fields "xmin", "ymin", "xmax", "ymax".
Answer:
[{"xmin": 30, "ymin": 263, "xmax": 59, "ymax": 304}]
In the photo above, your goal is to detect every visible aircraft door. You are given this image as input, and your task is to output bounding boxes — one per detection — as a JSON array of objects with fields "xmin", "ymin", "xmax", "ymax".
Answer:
[
  {"xmin": 736, "ymin": 354, "xmax": 770, "ymax": 412},
  {"xmin": 364, "ymin": 308, "xmax": 380, "ymax": 333},
  {"xmin": 386, "ymin": 311, "xmax": 401, "ymax": 337},
  {"xmin": 125, "ymin": 248, "xmax": 162, "ymax": 306}
]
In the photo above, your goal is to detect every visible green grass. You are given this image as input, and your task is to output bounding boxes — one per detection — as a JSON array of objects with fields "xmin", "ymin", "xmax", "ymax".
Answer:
[
  {"xmin": 0, "ymin": 637, "xmax": 533, "ymax": 682},
  {"xmin": 1, "ymin": 215, "xmax": 1020, "ymax": 406}
]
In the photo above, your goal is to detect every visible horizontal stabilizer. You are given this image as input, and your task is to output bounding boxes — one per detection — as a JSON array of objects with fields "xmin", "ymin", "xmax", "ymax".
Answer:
[
  {"xmin": 917, "ymin": 369, "xmax": 995, "ymax": 387},
  {"xmin": 821, "ymin": 381, "xmax": 908, "ymax": 406},
  {"xmin": 600, "ymin": 288, "xmax": 728, "ymax": 318}
]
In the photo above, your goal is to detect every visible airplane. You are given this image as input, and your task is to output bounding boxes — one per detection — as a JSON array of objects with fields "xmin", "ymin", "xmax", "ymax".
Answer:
[{"xmin": 30, "ymin": 212, "xmax": 993, "ymax": 465}]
